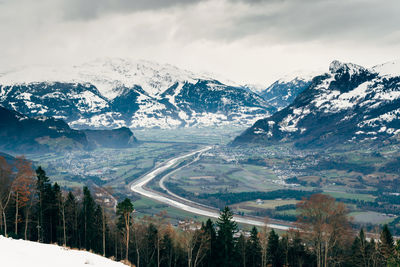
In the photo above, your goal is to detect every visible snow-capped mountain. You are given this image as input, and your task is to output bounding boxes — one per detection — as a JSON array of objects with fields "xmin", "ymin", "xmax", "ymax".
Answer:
[
  {"xmin": 0, "ymin": 58, "xmax": 274, "ymax": 129},
  {"xmin": 241, "ymin": 83, "xmax": 266, "ymax": 94},
  {"xmin": 259, "ymin": 72, "xmax": 318, "ymax": 111},
  {"xmin": 234, "ymin": 60, "xmax": 400, "ymax": 148}
]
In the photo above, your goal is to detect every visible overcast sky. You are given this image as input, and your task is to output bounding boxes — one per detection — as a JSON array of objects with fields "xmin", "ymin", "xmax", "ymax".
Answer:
[{"xmin": 0, "ymin": 0, "xmax": 399, "ymax": 85}]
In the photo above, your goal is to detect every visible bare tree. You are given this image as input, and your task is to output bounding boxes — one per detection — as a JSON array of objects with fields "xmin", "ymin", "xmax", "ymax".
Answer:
[
  {"xmin": 0, "ymin": 156, "xmax": 13, "ymax": 237},
  {"xmin": 180, "ymin": 220, "xmax": 210, "ymax": 267},
  {"xmin": 297, "ymin": 193, "xmax": 352, "ymax": 267},
  {"xmin": 12, "ymin": 156, "xmax": 35, "ymax": 236},
  {"xmin": 259, "ymin": 217, "xmax": 270, "ymax": 267},
  {"xmin": 93, "ymin": 185, "xmax": 114, "ymax": 256}
]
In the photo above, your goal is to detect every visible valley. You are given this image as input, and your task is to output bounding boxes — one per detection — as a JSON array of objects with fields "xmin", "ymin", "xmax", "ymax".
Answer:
[
  {"xmin": 22, "ymin": 126, "xmax": 400, "ymax": 233},
  {"xmin": 1, "ymin": 59, "xmax": 400, "ymax": 232}
]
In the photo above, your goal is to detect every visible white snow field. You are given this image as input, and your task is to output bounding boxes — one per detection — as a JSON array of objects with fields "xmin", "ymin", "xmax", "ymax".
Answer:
[{"xmin": 0, "ymin": 235, "xmax": 129, "ymax": 267}]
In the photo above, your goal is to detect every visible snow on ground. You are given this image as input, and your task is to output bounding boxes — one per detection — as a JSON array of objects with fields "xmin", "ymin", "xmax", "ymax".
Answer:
[{"xmin": 0, "ymin": 235, "xmax": 129, "ymax": 267}]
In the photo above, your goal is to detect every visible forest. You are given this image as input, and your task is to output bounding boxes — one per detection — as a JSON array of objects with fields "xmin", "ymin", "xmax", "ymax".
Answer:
[{"xmin": 1, "ymin": 156, "xmax": 400, "ymax": 267}]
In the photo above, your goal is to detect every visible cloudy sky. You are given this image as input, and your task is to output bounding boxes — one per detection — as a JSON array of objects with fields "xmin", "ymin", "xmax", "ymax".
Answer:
[{"xmin": 1, "ymin": 0, "xmax": 399, "ymax": 85}]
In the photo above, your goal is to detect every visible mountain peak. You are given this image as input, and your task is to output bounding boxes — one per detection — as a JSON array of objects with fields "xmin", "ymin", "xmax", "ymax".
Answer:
[{"xmin": 329, "ymin": 60, "xmax": 370, "ymax": 75}]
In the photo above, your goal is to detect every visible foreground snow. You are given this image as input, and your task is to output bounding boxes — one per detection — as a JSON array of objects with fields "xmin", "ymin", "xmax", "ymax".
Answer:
[{"xmin": 0, "ymin": 235, "xmax": 129, "ymax": 267}]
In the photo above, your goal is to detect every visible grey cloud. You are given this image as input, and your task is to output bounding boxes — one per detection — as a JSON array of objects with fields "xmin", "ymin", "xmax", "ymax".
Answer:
[
  {"xmin": 173, "ymin": 0, "xmax": 400, "ymax": 45},
  {"xmin": 62, "ymin": 0, "xmax": 203, "ymax": 20}
]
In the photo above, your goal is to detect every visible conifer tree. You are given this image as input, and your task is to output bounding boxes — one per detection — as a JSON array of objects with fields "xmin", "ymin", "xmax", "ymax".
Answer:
[
  {"xmin": 267, "ymin": 229, "xmax": 282, "ymax": 267},
  {"xmin": 216, "ymin": 206, "xmax": 238, "ymax": 267},
  {"xmin": 351, "ymin": 228, "xmax": 372, "ymax": 267},
  {"xmin": 246, "ymin": 226, "xmax": 261, "ymax": 267},
  {"xmin": 82, "ymin": 186, "xmax": 96, "ymax": 250},
  {"xmin": 380, "ymin": 224, "xmax": 394, "ymax": 264},
  {"xmin": 65, "ymin": 191, "xmax": 78, "ymax": 247},
  {"xmin": 236, "ymin": 234, "xmax": 246, "ymax": 267},
  {"xmin": 202, "ymin": 219, "xmax": 217, "ymax": 267},
  {"xmin": 35, "ymin": 167, "xmax": 51, "ymax": 242},
  {"xmin": 287, "ymin": 230, "xmax": 308, "ymax": 267},
  {"xmin": 160, "ymin": 230, "xmax": 174, "ymax": 267},
  {"xmin": 116, "ymin": 198, "xmax": 134, "ymax": 261}
]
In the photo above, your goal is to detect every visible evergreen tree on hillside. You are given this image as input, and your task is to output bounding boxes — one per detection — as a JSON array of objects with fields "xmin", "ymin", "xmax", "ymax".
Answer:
[
  {"xmin": 35, "ymin": 167, "xmax": 52, "ymax": 243},
  {"xmin": 64, "ymin": 191, "xmax": 78, "ymax": 248},
  {"xmin": 236, "ymin": 234, "xmax": 247, "ymax": 267},
  {"xmin": 143, "ymin": 223, "xmax": 158, "ymax": 266},
  {"xmin": 93, "ymin": 205, "xmax": 104, "ymax": 254},
  {"xmin": 116, "ymin": 198, "xmax": 134, "ymax": 261},
  {"xmin": 351, "ymin": 228, "xmax": 373, "ymax": 267},
  {"xmin": 201, "ymin": 219, "xmax": 217, "ymax": 267},
  {"xmin": 160, "ymin": 230, "xmax": 174, "ymax": 267},
  {"xmin": 287, "ymin": 231, "xmax": 310, "ymax": 267},
  {"xmin": 51, "ymin": 183, "xmax": 62, "ymax": 244},
  {"xmin": 267, "ymin": 229, "xmax": 282, "ymax": 267},
  {"xmin": 81, "ymin": 186, "xmax": 96, "ymax": 250},
  {"xmin": 246, "ymin": 226, "xmax": 261, "ymax": 267},
  {"xmin": 216, "ymin": 206, "xmax": 238, "ymax": 267},
  {"xmin": 380, "ymin": 224, "xmax": 394, "ymax": 264}
]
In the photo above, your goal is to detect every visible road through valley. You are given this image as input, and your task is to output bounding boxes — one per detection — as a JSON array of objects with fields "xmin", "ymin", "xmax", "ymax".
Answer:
[{"xmin": 130, "ymin": 146, "xmax": 291, "ymax": 230}]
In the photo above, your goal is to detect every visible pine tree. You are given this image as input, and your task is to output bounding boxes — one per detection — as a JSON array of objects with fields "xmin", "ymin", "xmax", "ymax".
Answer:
[
  {"xmin": 160, "ymin": 230, "xmax": 174, "ymax": 267},
  {"xmin": 380, "ymin": 224, "xmax": 394, "ymax": 264},
  {"xmin": 93, "ymin": 204, "xmax": 104, "ymax": 254},
  {"xmin": 236, "ymin": 234, "xmax": 246, "ymax": 267},
  {"xmin": 201, "ymin": 219, "xmax": 217, "ymax": 267},
  {"xmin": 81, "ymin": 186, "xmax": 96, "ymax": 250},
  {"xmin": 351, "ymin": 228, "xmax": 372, "ymax": 267},
  {"xmin": 246, "ymin": 226, "xmax": 261, "ymax": 267},
  {"xmin": 65, "ymin": 191, "xmax": 78, "ymax": 247},
  {"xmin": 51, "ymin": 183, "xmax": 62, "ymax": 244},
  {"xmin": 216, "ymin": 206, "xmax": 238, "ymax": 267},
  {"xmin": 35, "ymin": 167, "xmax": 51, "ymax": 243},
  {"xmin": 267, "ymin": 229, "xmax": 282, "ymax": 267},
  {"xmin": 116, "ymin": 198, "xmax": 134, "ymax": 261},
  {"xmin": 287, "ymin": 231, "xmax": 308, "ymax": 267},
  {"xmin": 144, "ymin": 223, "xmax": 158, "ymax": 266}
]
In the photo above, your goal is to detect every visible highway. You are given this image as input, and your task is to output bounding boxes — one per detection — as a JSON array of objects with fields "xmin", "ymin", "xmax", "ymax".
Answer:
[{"xmin": 130, "ymin": 146, "xmax": 291, "ymax": 230}]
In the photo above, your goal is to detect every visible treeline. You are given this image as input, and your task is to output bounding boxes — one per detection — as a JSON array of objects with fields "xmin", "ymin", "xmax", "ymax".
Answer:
[
  {"xmin": 165, "ymin": 183, "xmax": 321, "ymax": 209},
  {"xmin": 2, "ymin": 157, "xmax": 400, "ymax": 266}
]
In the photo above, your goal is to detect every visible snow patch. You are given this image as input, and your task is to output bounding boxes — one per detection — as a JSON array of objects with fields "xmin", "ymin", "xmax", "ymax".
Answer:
[{"xmin": 0, "ymin": 236, "xmax": 128, "ymax": 267}]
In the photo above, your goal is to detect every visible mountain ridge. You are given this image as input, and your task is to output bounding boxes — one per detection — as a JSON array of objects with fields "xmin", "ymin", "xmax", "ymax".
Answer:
[
  {"xmin": 0, "ymin": 58, "xmax": 274, "ymax": 129},
  {"xmin": 0, "ymin": 106, "xmax": 137, "ymax": 153},
  {"xmin": 234, "ymin": 60, "xmax": 400, "ymax": 148}
]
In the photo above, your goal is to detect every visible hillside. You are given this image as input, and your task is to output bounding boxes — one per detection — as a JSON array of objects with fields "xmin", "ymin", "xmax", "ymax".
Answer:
[
  {"xmin": 234, "ymin": 60, "xmax": 400, "ymax": 148},
  {"xmin": 0, "ymin": 106, "xmax": 137, "ymax": 152},
  {"xmin": 0, "ymin": 236, "xmax": 128, "ymax": 267},
  {"xmin": 259, "ymin": 71, "xmax": 317, "ymax": 110}
]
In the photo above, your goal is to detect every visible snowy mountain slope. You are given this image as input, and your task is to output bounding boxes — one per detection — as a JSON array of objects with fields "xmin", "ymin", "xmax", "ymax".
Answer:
[
  {"xmin": 0, "ymin": 236, "xmax": 129, "ymax": 267},
  {"xmin": 234, "ymin": 60, "xmax": 400, "ymax": 148},
  {"xmin": 259, "ymin": 71, "xmax": 320, "ymax": 110},
  {"xmin": 0, "ymin": 58, "xmax": 274, "ymax": 129},
  {"xmin": 241, "ymin": 83, "xmax": 266, "ymax": 94},
  {"xmin": 373, "ymin": 59, "xmax": 400, "ymax": 77}
]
